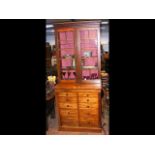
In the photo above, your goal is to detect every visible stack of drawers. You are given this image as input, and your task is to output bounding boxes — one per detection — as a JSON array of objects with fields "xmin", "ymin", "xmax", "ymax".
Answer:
[
  {"xmin": 57, "ymin": 92, "xmax": 78, "ymax": 127},
  {"xmin": 56, "ymin": 90, "xmax": 101, "ymax": 131},
  {"xmin": 78, "ymin": 93, "xmax": 99, "ymax": 127}
]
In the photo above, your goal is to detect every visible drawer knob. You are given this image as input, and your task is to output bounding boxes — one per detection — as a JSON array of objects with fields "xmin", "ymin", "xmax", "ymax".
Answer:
[
  {"xmin": 87, "ymin": 106, "xmax": 90, "ymax": 108},
  {"xmin": 67, "ymin": 105, "xmax": 69, "ymax": 107},
  {"xmin": 68, "ymin": 112, "xmax": 70, "ymax": 114},
  {"xmin": 87, "ymin": 99, "xmax": 89, "ymax": 102}
]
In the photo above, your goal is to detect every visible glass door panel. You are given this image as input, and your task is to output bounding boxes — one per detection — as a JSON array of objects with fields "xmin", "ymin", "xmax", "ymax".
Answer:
[
  {"xmin": 58, "ymin": 30, "xmax": 76, "ymax": 80},
  {"xmin": 79, "ymin": 29, "xmax": 99, "ymax": 80}
]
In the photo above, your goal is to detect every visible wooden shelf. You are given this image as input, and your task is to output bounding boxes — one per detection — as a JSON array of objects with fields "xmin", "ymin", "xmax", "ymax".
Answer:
[
  {"xmin": 82, "ymin": 66, "xmax": 98, "ymax": 69},
  {"xmin": 62, "ymin": 67, "xmax": 76, "ymax": 70}
]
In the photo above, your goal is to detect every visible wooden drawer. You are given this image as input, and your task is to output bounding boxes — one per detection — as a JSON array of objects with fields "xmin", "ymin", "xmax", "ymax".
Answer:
[
  {"xmin": 59, "ymin": 102, "xmax": 77, "ymax": 109},
  {"xmin": 79, "ymin": 109, "xmax": 98, "ymax": 125},
  {"xmin": 58, "ymin": 96, "xmax": 77, "ymax": 102},
  {"xmin": 61, "ymin": 118, "xmax": 78, "ymax": 126},
  {"xmin": 58, "ymin": 92, "xmax": 77, "ymax": 97},
  {"xmin": 79, "ymin": 109, "xmax": 98, "ymax": 117},
  {"xmin": 79, "ymin": 102, "xmax": 98, "ymax": 109},
  {"xmin": 79, "ymin": 120, "xmax": 98, "ymax": 127},
  {"xmin": 79, "ymin": 115, "xmax": 98, "ymax": 122},
  {"xmin": 78, "ymin": 92, "xmax": 98, "ymax": 98},
  {"xmin": 79, "ymin": 97, "xmax": 98, "ymax": 103},
  {"xmin": 60, "ymin": 109, "xmax": 78, "ymax": 118}
]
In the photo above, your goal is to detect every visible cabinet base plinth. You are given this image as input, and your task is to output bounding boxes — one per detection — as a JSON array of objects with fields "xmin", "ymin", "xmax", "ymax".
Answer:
[{"xmin": 59, "ymin": 126, "xmax": 102, "ymax": 133}]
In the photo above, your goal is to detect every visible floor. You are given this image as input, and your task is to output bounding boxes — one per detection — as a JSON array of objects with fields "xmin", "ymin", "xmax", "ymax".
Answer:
[{"xmin": 46, "ymin": 97, "xmax": 109, "ymax": 135}]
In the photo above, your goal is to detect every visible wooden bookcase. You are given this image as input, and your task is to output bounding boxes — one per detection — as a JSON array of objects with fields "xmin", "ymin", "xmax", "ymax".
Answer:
[{"xmin": 54, "ymin": 21, "xmax": 102, "ymax": 132}]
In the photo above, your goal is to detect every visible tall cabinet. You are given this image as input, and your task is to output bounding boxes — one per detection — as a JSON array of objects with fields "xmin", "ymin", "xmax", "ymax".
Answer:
[{"xmin": 54, "ymin": 21, "xmax": 102, "ymax": 132}]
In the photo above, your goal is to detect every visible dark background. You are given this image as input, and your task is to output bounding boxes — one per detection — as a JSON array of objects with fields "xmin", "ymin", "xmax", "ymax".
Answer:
[{"xmin": 0, "ymin": 19, "xmax": 154, "ymax": 135}]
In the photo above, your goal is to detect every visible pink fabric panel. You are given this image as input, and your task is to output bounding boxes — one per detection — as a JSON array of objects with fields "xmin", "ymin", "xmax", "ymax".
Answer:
[
  {"xmin": 89, "ymin": 39, "xmax": 97, "ymax": 48},
  {"xmin": 80, "ymin": 44, "xmax": 85, "ymax": 48},
  {"xmin": 80, "ymin": 31, "xmax": 85, "ymax": 39},
  {"xmin": 61, "ymin": 49, "xmax": 74, "ymax": 56},
  {"xmin": 80, "ymin": 51, "xmax": 84, "ymax": 56},
  {"xmin": 84, "ymin": 57, "xmax": 97, "ymax": 66},
  {"xmin": 60, "ymin": 45, "xmax": 65, "ymax": 49},
  {"xmin": 67, "ymin": 49, "xmax": 74, "ymax": 55},
  {"xmin": 61, "ymin": 50, "xmax": 67, "ymax": 56},
  {"xmin": 64, "ymin": 44, "xmax": 68, "ymax": 48},
  {"xmin": 59, "ymin": 32, "xmax": 66, "ymax": 40},
  {"xmin": 66, "ymin": 32, "xmax": 73, "ymax": 40},
  {"xmin": 61, "ymin": 59, "xmax": 72, "ymax": 67},
  {"xmin": 67, "ymin": 44, "xmax": 74, "ymax": 48},
  {"xmin": 84, "ymin": 31, "xmax": 89, "ymax": 38},
  {"xmin": 67, "ymin": 40, "xmax": 73, "ymax": 43},
  {"xmin": 60, "ymin": 40, "xmax": 66, "ymax": 44},
  {"xmin": 62, "ymin": 44, "xmax": 73, "ymax": 49},
  {"xmin": 80, "ymin": 30, "xmax": 88, "ymax": 39},
  {"xmin": 81, "ymin": 39, "xmax": 89, "ymax": 44},
  {"xmin": 81, "ymin": 43, "xmax": 90, "ymax": 48},
  {"xmin": 92, "ymin": 49, "xmax": 98, "ymax": 56},
  {"xmin": 84, "ymin": 43, "xmax": 90, "ymax": 48},
  {"xmin": 82, "ymin": 70, "xmax": 90, "ymax": 76},
  {"xmin": 89, "ymin": 30, "xmax": 97, "ymax": 38},
  {"xmin": 80, "ymin": 39, "xmax": 85, "ymax": 43}
]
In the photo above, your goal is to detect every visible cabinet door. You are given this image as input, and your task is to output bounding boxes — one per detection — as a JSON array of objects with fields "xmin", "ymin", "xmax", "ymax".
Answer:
[
  {"xmin": 57, "ymin": 29, "xmax": 77, "ymax": 80},
  {"xmin": 77, "ymin": 28, "xmax": 100, "ymax": 81}
]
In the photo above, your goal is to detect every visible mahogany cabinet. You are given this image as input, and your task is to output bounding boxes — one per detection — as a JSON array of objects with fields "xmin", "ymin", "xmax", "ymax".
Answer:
[{"xmin": 54, "ymin": 21, "xmax": 102, "ymax": 132}]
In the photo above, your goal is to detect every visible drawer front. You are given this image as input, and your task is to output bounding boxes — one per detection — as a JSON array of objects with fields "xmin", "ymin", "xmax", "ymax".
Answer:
[
  {"xmin": 58, "ymin": 92, "xmax": 77, "ymax": 97},
  {"xmin": 79, "ymin": 120, "xmax": 98, "ymax": 127},
  {"xmin": 78, "ymin": 92, "xmax": 98, "ymax": 98},
  {"xmin": 58, "ymin": 96, "xmax": 77, "ymax": 102},
  {"xmin": 60, "ymin": 109, "xmax": 78, "ymax": 118},
  {"xmin": 79, "ymin": 97, "xmax": 98, "ymax": 103},
  {"xmin": 79, "ymin": 109, "xmax": 98, "ymax": 117},
  {"xmin": 79, "ymin": 102, "xmax": 98, "ymax": 109},
  {"xmin": 59, "ymin": 102, "xmax": 77, "ymax": 109},
  {"xmin": 79, "ymin": 109, "xmax": 98, "ymax": 127},
  {"xmin": 61, "ymin": 118, "xmax": 78, "ymax": 126}
]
